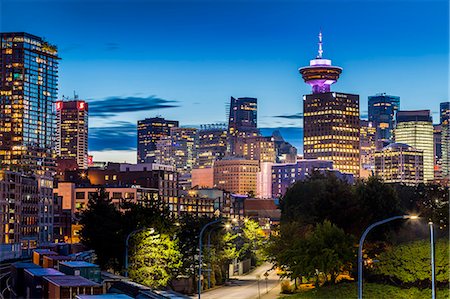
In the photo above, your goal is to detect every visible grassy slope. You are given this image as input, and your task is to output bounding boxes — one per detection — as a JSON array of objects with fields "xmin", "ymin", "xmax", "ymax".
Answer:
[{"xmin": 280, "ymin": 283, "xmax": 450, "ymax": 299}]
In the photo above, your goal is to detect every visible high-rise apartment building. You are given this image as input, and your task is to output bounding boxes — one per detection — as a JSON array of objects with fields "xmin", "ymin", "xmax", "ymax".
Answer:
[
  {"xmin": 394, "ymin": 110, "xmax": 434, "ymax": 182},
  {"xmin": 213, "ymin": 158, "xmax": 259, "ymax": 195},
  {"xmin": 235, "ymin": 136, "xmax": 276, "ymax": 163},
  {"xmin": 0, "ymin": 33, "xmax": 58, "ymax": 248},
  {"xmin": 360, "ymin": 120, "xmax": 376, "ymax": 178},
  {"xmin": 0, "ymin": 32, "xmax": 59, "ymax": 175},
  {"xmin": 440, "ymin": 102, "xmax": 450, "ymax": 178},
  {"xmin": 155, "ymin": 127, "xmax": 198, "ymax": 174},
  {"xmin": 137, "ymin": 117, "xmax": 179, "ymax": 163},
  {"xmin": 368, "ymin": 93, "xmax": 400, "ymax": 150},
  {"xmin": 300, "ymin": 32, "xmax": 360, "ymax": 177},
  {"xmin": 56, "ymin": 100, "xmax": 88, "ymax": 169},
  {"xmin": 374, "ymin": 143, "xmax": 424, "ymax": 185},
  {"xmin": 198, "ymin": 124, "xmax": 228, "ymax": 168},
  {"xmin": 228, "ymin": 97, "xmax": 258, "ymax": 154}
]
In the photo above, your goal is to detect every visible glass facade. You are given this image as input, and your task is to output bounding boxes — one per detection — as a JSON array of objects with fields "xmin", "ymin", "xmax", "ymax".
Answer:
[
  {"xmin": 374, "ymin": 143, "xmax": 423, "ymax": 185},
  {"xmin": 360, "ymin": 120, "xmax": 376, "ymax": 178},
  {"xmin": 440, "ymin": 102, "xmax": 450, "ymax": 178},
  {"xmin": 198, "ymin": 124, "xmax": 228, "ymax": 168},
  {"xmin": 227, "ymin": 97, "xmax": 258, "ymax": 154},
  {"xmin": 137, "ymin": 117, "xmax": 179, "ymax": 163},
  {"xmin": 368, "ymin": 93, "xmax": 400, "ymax": 150},
  {"xmin": 155, "ymin": 127, "xmax": 198, "ymax": 175},
  {"xmin": 394, "ymin": 110, "xmax": 434, "ymax": 182},
  {"xmin": 0, "ymin": 32, "xmax": 59, "ymax": 175}
]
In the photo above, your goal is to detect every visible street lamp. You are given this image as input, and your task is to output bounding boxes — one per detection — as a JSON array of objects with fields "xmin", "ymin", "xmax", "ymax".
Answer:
[
  {"xmin": 358, "ymin": 215, "xmax": 418, "ymax": 299},
  {"xmin": 124, "ymin": 227, "xmax": 154, "ymax": 277},
  {"xmin": 198, "ymin": 218, "xmax": 222, "ymax": 299},
  {"xmin": 429, "ymin": 222, "xmax": 436, "ymax": 299}
]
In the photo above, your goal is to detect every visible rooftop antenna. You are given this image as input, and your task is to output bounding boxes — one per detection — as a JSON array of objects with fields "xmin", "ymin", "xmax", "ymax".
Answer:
[
  {"xmin": 317, "ymin": 30, "xmax": 323, "ymax": 59},
  {"xmin": 73, "ymin": 90, "xmax": 78, "ymax": 100}
]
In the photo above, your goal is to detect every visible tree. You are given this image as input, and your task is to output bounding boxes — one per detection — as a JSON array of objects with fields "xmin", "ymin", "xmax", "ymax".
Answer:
[
  {"xmin": 128, "ymin": 229, "xmax": 182, "ymax": 288},
  {"xmin": 279, "ymin": 172, "xmax": 361, "ymax": 235},
  {"xmin": 78, "ymin": 188, "xmax": 124, "ymax": 271},
  {"xmin": 305, "ymin": 221, "xmax": 355, "ymax": 285},
  {"xmin": 121, "ymin": 199, "xmax": 175, "ymax": 236},
  {"xmin": 266, "ymin": 221, "xmax": 354, "ymax": 286},
  {"xmin": 240, "ymin": 219, "xmax": 265, "ymax": 263}
]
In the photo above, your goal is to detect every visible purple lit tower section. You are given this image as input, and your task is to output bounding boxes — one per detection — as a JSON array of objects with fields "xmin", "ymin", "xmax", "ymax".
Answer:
[{"xmin": 299, "ymin": 32, "xmax": 342, "ymax": 94}]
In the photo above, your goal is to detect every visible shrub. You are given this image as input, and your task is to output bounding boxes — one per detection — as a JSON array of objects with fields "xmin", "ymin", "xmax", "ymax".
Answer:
[
  {"xmin": 372, "ymin": 238, "xmax": 449, "ymax": 287},
  {"xmin": 281, "ymin": 280, "xmax": 294, "ymax": 294}
]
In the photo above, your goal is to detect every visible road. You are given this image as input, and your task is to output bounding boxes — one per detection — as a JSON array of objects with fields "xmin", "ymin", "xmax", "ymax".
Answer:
[{"xmin": 196, "ymin": 263, "xmax": 280, "ymax": 299}]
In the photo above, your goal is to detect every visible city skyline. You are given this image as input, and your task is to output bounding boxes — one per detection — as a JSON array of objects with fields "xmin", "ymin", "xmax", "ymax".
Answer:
[{"xmin": 1, "ymin": 0, "xmax": 448, "ymax": 162}]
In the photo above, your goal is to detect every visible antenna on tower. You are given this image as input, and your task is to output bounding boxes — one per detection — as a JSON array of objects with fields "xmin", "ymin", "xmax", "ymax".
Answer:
[
  {"xmin": 317, "ymin": 30, "xmax": 323, "ymax": 59},
  {"xmin": 73, "ymin": 90, "xmax": 79, "ymax": 100}
]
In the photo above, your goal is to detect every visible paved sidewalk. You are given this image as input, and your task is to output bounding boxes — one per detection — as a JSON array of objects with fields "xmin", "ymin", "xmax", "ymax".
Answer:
[{"xmin": 194, "ymin": 263, "xmax": 281, "ymax": 299}]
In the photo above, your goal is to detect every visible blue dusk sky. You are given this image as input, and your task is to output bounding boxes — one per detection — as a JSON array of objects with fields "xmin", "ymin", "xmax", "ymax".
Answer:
[{"xmin": 1, "ymin": 0, "xmax": 448, "ymax": 163}]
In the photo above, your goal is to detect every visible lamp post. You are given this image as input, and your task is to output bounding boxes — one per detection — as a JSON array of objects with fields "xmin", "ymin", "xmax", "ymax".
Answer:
[
  {"xmin": 429, "ymin": 222, "xmax": 436, "ymax": 299},
  {"xmin": 206, "ymin": 226, "xmax": 221, "ymax": 289},
  {"xmin": 358, "ymin": 215, "xmax": 418, "ymax": 299},
  {"xmin": 124, "ymin": 227, "xmax": 154, "ymax": 277},
  {"xmin": 198, "ymin": 218, "xmax": 222, "ymax": 299}
]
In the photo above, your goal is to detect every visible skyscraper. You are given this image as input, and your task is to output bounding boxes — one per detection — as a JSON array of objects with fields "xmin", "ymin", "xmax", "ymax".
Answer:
[
  {"xmin": 56, "ymin": 100, "xmax": 88, "ymax": 169},
  {"xmin": 440, "ymin": 102, "xmax": 450, "ymax": 178},
  {"xmin": 227, "ymin": 96, "xmax": 258, "ymax": 154},
  {"xmin": 0, "ymin": 32, "xmax": 59, "ymax": 175},
  {"xmin": 368, "ymin": 93, "xmax": 400, "ymax": 150},
  {"xmin": 300, "ymin": 32, "xmax": 360, "ymax": 177},
  {"xmin": 433, "ymin": 124, "xmax": 442, "ymax": 180},
  {"xmin": 137, "ymin": 117, "xmax": 179, "ymax": 163},
  {"xmin": 155, "ymin": 127, "xmax": 198, "ymax": 174},
  {"xmin": 394, "ymin": 110, "xmax": 434, "ymax": 182},
  {"xmin": 0, "ymin": 32, "xmax": 58, "ymax": 246},
  {"xmin": 198, "ymin": 124, "xmax": 228, "ymax": 168}
]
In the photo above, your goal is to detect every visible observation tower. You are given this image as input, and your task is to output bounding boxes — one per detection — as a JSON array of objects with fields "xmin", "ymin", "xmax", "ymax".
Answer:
[{"xmin": 299, "ymin": 32, "xmax": 342, "ymax": 94}]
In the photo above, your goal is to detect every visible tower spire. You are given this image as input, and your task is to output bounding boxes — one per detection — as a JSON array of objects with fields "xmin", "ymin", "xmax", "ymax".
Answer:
[{"xmin": 317, "ymin": 31, "xmax": 323, "ymax": 59}]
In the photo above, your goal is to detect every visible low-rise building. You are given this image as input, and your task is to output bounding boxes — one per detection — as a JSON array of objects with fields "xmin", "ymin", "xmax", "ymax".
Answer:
[
  {"xmin": 374, "ymin": 143, "xmax": 424, "ymax": 185},
  {"xmin": 271, "ymin": 160, "xmax": 334, "ymax": 198}
]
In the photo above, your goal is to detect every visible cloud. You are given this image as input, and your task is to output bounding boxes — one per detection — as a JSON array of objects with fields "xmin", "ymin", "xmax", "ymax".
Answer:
[
  {"xmin": 273, "ymin": 113, "xmax": 303, "ymax": 120},
  {"xmin": 89, "ymin": 122, "xmax": 137, "ymax": 151},
  {"xmin": 105, "ymin": 42, "xmax": 120, "ymax": 51},
  {"xmin": 89, "ymin": 96, "xmax": 179, "ymax": 117}
]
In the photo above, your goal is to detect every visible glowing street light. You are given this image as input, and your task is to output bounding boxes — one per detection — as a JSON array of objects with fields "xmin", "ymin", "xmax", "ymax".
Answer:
[{"xmin": 358, "ymin": 215, "xmax": 419, "ymax": 299}]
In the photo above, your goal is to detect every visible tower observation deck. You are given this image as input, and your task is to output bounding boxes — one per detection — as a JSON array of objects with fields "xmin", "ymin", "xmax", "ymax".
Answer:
[{"xmin": 299, "ymin": 32, "xmax": 342, "ymax": 94}]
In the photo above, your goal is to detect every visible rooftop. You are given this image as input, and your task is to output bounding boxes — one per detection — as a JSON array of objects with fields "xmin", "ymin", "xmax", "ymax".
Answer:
[
  {"xmin": 59, "ymin": 261, "xmax": 99, "ymax": 268},
  {"xmin": 25, "ymin": 268, "xmax": 64, "ymax": 277},
  {"xmin": 43, "ymin": 275, "xmax": 100, "ymax": 287}
]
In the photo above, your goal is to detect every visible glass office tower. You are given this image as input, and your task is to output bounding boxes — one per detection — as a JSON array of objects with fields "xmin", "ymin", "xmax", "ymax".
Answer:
[
  {"xmin": 368, "ymin": 93, "xmax": 400, "ymax": 150},
  {"xmin": 0, "ymin": 32, "xmax": 59, "ymax": 175},
  {"xmin": 394, "ymin": 110, "xmax": 434, "ymax": 182},
  {"xmin": 137, "ymin": 117, "xmax": 179, "ymax": 163}
]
